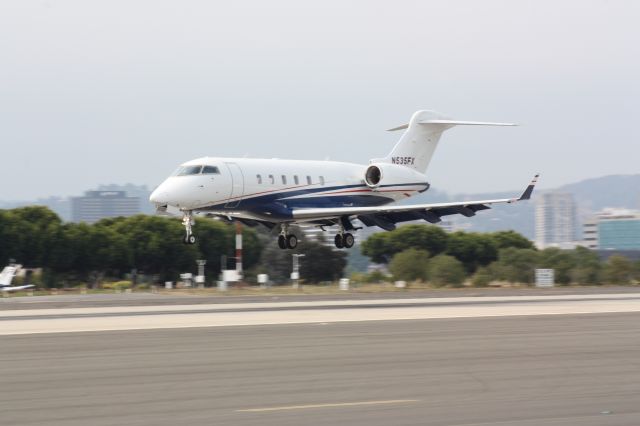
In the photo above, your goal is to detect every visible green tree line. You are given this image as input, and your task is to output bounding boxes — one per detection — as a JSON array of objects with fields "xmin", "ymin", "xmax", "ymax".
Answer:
[
  {"xmin": 0, "ymin": 206, "xmax": 262, "ymax": 287},
  {"xmin": 0, "ymin": 206, "xmax": 348, "ymax": 287},
  {"xmin": 361, "ymin": 224, "xmax": 640, "ymax": 286}
]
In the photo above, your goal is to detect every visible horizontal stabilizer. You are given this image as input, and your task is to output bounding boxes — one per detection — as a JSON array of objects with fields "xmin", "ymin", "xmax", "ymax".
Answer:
[
  {"xmin": 421, "ymin": 120, "xmax": 517, "ymax": 126},
  {"xmin": 387, "ymin": 120, "xmax": 516, "ymax": 132}
]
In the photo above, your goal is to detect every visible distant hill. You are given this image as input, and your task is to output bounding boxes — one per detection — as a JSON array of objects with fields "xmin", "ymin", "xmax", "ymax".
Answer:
[
  {"xmin": 558, "ymin": 174, "xmax": 640, "ymax": 213},
  {"xmin": 406, "ymin": 174, "xmax": 640, "ymax": 240}
]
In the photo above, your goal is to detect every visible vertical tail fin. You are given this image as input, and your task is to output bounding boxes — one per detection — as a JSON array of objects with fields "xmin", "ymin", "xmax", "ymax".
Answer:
[
  {"xmin": 375, "ymin": 110, "xmax": 516, "ymax": 173},
  {"xmin": 0, "ymin": 266, "xmax": 17, "ymax": 287}
]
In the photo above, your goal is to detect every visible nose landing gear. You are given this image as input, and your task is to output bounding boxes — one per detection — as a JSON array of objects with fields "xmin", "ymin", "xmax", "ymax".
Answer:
[{"xmin": 182, "ymin": 211, "xmax": 196, "ymax": 245}]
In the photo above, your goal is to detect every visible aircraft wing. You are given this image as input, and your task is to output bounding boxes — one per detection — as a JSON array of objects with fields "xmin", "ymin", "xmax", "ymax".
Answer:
[{"xmin": 292, "ymin": 174, "xmax": 539, "ymax": 230}]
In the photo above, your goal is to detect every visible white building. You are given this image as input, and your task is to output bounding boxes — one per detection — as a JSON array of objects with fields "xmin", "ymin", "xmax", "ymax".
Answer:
[
  {"xmin": 71, "ymin": 190, "xmax": 140, "ymax": 223},
  {"xmin": 535, "ymin": 192, "xmax": 577, "ymax": 249}
]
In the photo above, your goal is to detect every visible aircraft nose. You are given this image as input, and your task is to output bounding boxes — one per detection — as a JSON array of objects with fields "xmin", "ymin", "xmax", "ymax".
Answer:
[{"xmin": 149, "ymin": 184, "xmax": 169, "ymax": 205}]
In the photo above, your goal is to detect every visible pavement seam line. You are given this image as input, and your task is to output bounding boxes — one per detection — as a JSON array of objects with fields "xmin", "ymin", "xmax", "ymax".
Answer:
[{"xmin": 235, "ymin": 399, "xmax": 420, "ymax": 412}]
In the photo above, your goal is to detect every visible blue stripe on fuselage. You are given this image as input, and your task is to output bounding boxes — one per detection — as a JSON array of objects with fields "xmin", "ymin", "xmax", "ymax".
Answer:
[{"xmin": 200, "ymin": 182, "xmax": 427, "ymax": 220}]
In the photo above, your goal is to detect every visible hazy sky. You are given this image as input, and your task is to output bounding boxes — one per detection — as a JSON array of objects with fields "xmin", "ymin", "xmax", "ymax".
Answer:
[{"xmin": 1, "ymin": 0, "xmax": 639, "ymax": 200}]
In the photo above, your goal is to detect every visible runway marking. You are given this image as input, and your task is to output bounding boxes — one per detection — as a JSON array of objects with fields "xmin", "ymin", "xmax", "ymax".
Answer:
[{"xmin": 236, "ymin": 399, "xmax": 419, "ymax": 412}]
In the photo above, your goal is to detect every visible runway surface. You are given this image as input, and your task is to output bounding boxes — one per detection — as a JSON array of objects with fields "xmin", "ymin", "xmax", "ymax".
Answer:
[
  {"xmin": 2, "ymin": 293, "xmax": 640, "ymax": 335},
  {"xmin": 3, "ymin": 286, "xmax": 640, "ymax": 310},
  {"xmin": 2, "ymin": 293, "xmax": 640, "ymax": 425}
]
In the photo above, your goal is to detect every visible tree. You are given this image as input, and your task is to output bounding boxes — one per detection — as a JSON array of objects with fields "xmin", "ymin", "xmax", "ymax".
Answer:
[
  {"xmin": 110, "ymin": 215, "xmax": 200, "ymax": 282},
  {"xmin": 299, "ymin": 242, "xmax": 347, "ymax": 283},
  {"xmin": 538, "ymin": 248, "xmax": 576, "ymax": 285},
  {"xmin": 492, "ymin": 247, "xmax": 540, "ymax": 284},
  {"xmin": 427, "ymin": 254, "xmax": 466, "ymax": 287},
  {"xmin": 490, "ymin": 230, "xmax": 535, "ymax": 250},
  {"xmin": 0, "ymin": 206, "xmax": 63, "ymax": 268},
  {"xmin": 603, "ymin": 255, "xmax": 634, "ymax": 285},
  {"xmin": 255, "ymin": 238, "xmax": 347, "ymax": 284},
  {"xmin": 445, "ymin": 232, "xmax": 498, "ymax": 273},
  {"xmin": 471, "ymin": 266, "xmax": 493, "ymax": 287},
  {"xmin": 571, "ymin": 247, "xmax": 602, "ymax": 285},
  {"xmin": 361, "ymin": 232, "xmax": 394, "ymax": 264},
  {"xmin": 362, "ymin": 225, "xmax": 447, "ymax": 263},
  {"xmin": 389, "ymin": 249, "xmax": 430, "ymax": 282}
]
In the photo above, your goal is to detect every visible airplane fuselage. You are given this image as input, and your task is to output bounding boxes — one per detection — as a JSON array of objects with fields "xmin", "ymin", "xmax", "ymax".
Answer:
[{"xmin": 150, "ymin": 157, "xmax": 430, "ymax": 222}]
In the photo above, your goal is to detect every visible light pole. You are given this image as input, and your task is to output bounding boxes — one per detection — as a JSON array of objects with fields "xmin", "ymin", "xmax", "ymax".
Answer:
[{"xmin": 291, "ymin": 254, "xmax": 305, "ymax": 289}]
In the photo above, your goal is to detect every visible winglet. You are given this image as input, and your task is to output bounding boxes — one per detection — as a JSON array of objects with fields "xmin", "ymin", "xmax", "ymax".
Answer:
[{"xmin": 518, "ymin": 174, "xmax": 540, "ymax": 201}]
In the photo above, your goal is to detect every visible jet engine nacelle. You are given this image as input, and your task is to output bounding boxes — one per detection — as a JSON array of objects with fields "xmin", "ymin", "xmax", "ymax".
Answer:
[{"xmin": 364, "ymin": 163, "xmax": 428, "ymax": 190}]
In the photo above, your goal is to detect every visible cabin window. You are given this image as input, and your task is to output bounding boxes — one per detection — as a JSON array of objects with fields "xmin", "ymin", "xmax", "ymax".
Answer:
[
  {"xmin": 282, "ymin": 175, "xmax": 287, "ymax": 185},
  {"xmin": 319, "ymin": 176, "xmax": 325, "ymax": 185},
  {"xmin": 306, "ymin": 176, "xmax": 312, "ymax": 185},
  {"xmin": 294, "ymin": 175, "xmax": 299, "ymax": 185},
  {"xmin": 201, "ymin": 166, "xmax": 220, "ymax": 174},
  {"xmin": 269, "ymin": 174, "xmax": 274, "ymax": 184},
  {"xmin": 256, "ymin": 174, "xmax": 262, "ymax": 184}
]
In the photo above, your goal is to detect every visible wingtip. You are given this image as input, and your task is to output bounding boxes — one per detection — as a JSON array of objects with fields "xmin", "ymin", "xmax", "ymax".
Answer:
[{"xmin": 518, "ymin": 173, "xmax": 540, "ymax": 201}]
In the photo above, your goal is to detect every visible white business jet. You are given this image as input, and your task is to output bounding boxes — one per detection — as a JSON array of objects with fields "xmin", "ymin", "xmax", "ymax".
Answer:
[
  {"xmin": 0, "ymin": 264, "xmax": 35, "ymax": 292},
  {"xmin": 150, "ymin": 110, "xmax": 538, "ymax": 249}
]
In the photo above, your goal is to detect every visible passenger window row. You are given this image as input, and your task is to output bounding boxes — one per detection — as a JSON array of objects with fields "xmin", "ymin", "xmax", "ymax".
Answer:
[{"xmin": 256, "ymin": 174, "xmax": 324, "ymax": 186}]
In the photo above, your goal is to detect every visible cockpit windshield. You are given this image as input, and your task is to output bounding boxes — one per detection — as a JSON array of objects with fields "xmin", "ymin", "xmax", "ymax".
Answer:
[
  {"xmin": 174, "ymin": 165, "xmax": 202, "ymax": 176},
  {"xmin": 172, "ymin": 165, "xmax": 221, "ymax": 176}
]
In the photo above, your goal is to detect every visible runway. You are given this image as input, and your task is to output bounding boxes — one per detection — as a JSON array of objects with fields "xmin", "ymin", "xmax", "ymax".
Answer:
[
  {"xmin": 2, "ymin": 294, "xmax": 640, "ymax": 425},
  {"xmin": 2, "ymin": 293, "xmax": 640, "ymax": 335}
]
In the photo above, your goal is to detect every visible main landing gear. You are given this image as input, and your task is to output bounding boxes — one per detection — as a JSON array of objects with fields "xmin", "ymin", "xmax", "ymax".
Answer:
[
  {"xmin": 182, "ymin": 211, "xmax": 196, "ymax": 245},
  {"xmin": 277, "ymin": 224, "xmax": 298, "ymax": 250},
  {"xmin": 334, "ymin": 232, "xmax": 354, "ymax": 249}
]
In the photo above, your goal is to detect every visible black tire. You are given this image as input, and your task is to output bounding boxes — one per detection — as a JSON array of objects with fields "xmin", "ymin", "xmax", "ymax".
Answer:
[
  {"xmin": 343, "ymin": 233, "xmax": 355, "ymax": 248},
  {"xmin": 334, "ymin": 234, "xmax": 344, "ymax": 249},
  {"xmin": 183, "ymin": 235, "xmax": 189, "ymax": 244},
  {"xmin": 278, "ymin": 235, "xmax": 287, "ymax": 249},
  {"xmin": 188, "ymin": 235, "xmax": 197, "ymax": 245},
  {"xmin": 286, "ymin": 234, "xmax": 298, "ymax": 249}
]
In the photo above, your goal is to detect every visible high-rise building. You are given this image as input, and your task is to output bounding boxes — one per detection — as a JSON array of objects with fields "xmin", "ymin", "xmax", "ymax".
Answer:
[
  {"xmin": 582, "ymin": 218, "xmax": 598, "ymax": 249},
  {"xmin": 535, "ymin": 192, "xmax": 577, "ymax": 249},
  {"xmin": 71, "ymin": 191, "xmax": 140, "ymax": 223},
  {"xmin": 596, "ymin": 209, "xmax": 640, "ymax": 250}
]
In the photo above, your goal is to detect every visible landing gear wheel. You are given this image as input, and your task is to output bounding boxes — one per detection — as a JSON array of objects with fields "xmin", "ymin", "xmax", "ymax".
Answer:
[
  {"xmin": 334, "ymin": 234, "xmax": 344, "ymax": 249},
  {"xmin": 278, "ymin": 235, "xmax": 287, "ymax": 249},
  {"xmin": 343, "ymin": 233, "xmax": 355, "ymax": 248},
  {"xmin": 181, "ymin": 211, "xmax": 196, "ymax": 245},
  {"xmin": 286, "ymin": 234, "xmax": 298, "ymax": 249}
]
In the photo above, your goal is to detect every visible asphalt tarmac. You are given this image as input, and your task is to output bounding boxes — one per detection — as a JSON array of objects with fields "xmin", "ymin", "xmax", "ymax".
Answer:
[
  {"xmin": 3, "ymin": 285, "xmax": 640, "ymax": 310},
  {"xmin": 2, "ymin": 312, "xmax": 640, "ymax": 425}
]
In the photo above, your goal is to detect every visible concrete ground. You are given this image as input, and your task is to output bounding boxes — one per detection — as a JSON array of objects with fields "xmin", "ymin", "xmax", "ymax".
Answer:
[
  {"xmin": 2, "ymin": 293, "xmax": 640, "ymax": 425},
  {"xmin": 2, "ymin": 285, "xmax": 640, "ymax": 310},
  {"xmin": 1, "ymin": 314, "xmax": 640, "ymax": 426}
]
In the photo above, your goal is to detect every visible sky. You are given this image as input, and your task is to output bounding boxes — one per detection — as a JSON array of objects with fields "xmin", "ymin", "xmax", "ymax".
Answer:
[{"xmin": 0, "ymin": 0, "xmax": 639, "ymax": 200}]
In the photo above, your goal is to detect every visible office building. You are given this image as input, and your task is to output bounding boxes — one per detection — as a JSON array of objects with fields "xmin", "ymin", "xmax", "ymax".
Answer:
[
  {"xmin": 71, "ymin": 190, "xmax": 140, "ymax": 223},
  {"xmin": 535, "ymin": 192, "xmax": 577, "ymax": 249},
  {"xmin": 595, "ymin": 209, "xmax": 640, "ymax": 250}
]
